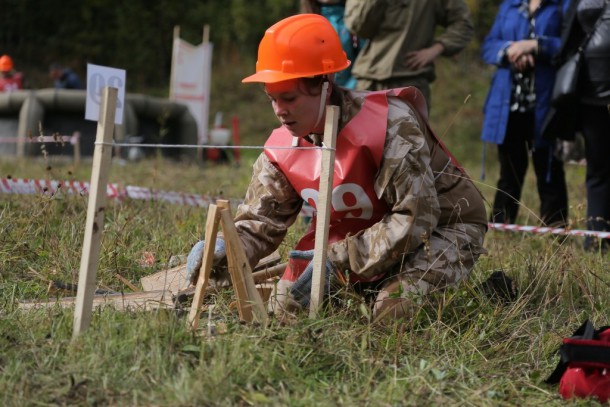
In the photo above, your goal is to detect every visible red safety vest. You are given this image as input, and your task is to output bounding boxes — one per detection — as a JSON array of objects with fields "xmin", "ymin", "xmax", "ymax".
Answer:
[
  {"xmin": 265, "ymin": 87, "xmax": 428, "ymax": 282},
  {"xmin": 0, "ymin": 73, "xmax": 23, "ymax": 92}
]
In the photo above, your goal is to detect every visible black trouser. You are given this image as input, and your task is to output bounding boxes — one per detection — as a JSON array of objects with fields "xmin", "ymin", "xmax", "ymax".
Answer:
[
  {"xmin": 491, "ymin": 111, "xmax": 568, "ymax": 226},
  {"xmin": 580, "ymin": 104, "xmax": 610, "ymax": 238}
]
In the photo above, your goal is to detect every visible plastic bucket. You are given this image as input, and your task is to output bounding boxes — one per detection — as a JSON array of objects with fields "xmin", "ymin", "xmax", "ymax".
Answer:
[{"xmin": 209, "ymin": 128, "xmax": 231, "ymax": 145}]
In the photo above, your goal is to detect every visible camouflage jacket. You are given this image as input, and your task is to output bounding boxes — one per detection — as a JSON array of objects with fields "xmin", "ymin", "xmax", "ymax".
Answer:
[
  {"xmin": 234, "ymin": 88, "xmax": 487, "ymax": 279},
  {"xmin": 344, "ymin": 0, "xmax": 474, "ymax": 82}
]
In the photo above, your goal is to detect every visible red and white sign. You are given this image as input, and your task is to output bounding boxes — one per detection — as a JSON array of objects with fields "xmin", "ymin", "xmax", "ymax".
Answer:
[{"xmin": 170, "ymin": 37, "xmax": 213, "ymax": 144}]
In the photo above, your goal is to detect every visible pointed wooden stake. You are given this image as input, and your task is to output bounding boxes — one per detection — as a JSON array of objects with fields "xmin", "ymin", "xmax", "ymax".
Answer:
[
  {"xmin": 187, "ymin": 204, "xmax": 221, "ymax": 330},
  {"xmin": 309, "ymin": 105, "xmax": 339, "ymax": 318},
  {"xmin": 73, "ymin": 87, "xmax": 118, "ymax": 338},
  {"xmin": 219, "ymin": 207, "xmax": 268, "ymax": 325},
  {"xmin": 217, "ymin": 201, "xmax": 268, "ymax": 324}
]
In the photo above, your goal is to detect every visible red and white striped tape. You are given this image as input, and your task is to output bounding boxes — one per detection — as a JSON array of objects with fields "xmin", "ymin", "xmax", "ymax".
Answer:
[
  {"xmin": 489, "ymin": 222, "xmax": 610, "ymax": 239},
  {"xmin": 0, "ymin": 134, "xmax": 80, "ymax": 145},
  {"xmin": 2, "ymin": 177, "xmax": 608, "ymax": 238},
  {"xmin": 124, "ymin": 185, "xmax": 216, "ymax": 207},
  {"xmin": 0, "ymin": 177, "xmax": 119, "ymax": 198},
  {"xmin": 0, "ymin": 177, "xmax": 214, "ymax": 207}
]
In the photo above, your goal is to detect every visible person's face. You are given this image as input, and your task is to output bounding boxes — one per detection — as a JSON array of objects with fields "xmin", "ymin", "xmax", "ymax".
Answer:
[{"xmin": 265, "ymin": 79, "xmax": 325, "ymax": 138}]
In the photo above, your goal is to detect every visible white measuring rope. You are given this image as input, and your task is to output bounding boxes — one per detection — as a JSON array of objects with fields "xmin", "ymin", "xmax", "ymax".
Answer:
[{"xmin": 94, "ymin": 141, "xmax": 336, "ymax": 151}]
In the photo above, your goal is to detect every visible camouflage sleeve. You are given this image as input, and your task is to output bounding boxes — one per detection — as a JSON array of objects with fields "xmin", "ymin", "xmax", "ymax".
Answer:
[
  {"xmin": 327, "ymin": 101, "xmax": 441, "ymax": 279},
  {"xmin": 344, "ymin": 0, "xmax": 387, "ymax": 39},
  {"xmin": 436, "ymin": 0, "xmax": 475, "ymax": 57},
  {"xmin": 234, "ymin": 154, "xmax": 303, "ymax": 269}
]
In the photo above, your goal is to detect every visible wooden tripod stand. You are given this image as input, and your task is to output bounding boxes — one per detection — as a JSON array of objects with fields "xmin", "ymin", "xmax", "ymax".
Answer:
[{"xmin": 187, "ymin": 199, "xmax": 268, "ymax": 330}]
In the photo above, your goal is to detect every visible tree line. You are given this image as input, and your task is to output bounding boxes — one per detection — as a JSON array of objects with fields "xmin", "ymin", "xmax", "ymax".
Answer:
[{"xmin": 0, "ymin": 0, "xmax": 496, "ymax": 93}]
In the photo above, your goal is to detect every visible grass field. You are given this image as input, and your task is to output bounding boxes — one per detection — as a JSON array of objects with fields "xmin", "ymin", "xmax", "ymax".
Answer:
[{"xmin": 0, "ymin": 56, "xmax": 608, "ymax": 406}]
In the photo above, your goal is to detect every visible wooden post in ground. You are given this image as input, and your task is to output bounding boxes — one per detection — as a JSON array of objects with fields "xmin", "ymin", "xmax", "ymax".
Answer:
[
  {"xmin": 72, "ymin": 87, "xmax": 118, "ymax": 338},
  {"xmin": 72, "ymin": 131, "xmax": 81, "ymax": 167},
  {"xmin": 309, "ymin": 105, "xmax": 339, "ymax": 318},
  {"xmin": 196, "ymin": 24, "xmax": 211, "ymax": 163},
  {"xmin": 231, "ymin": 116, "xmax": 241, "ymax": 166},
  {"xmin": 169, "ymin": 25, "xmax": 180, "ymax": 102},
  {"xmin": 187, "ymin": 203, "xmax": 221, "ymax": 330}
]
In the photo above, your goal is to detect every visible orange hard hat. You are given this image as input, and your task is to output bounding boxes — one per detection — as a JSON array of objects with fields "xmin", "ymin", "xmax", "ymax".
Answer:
[
  {"xmin": 242, "ymin": 14, "xmax": 350, "ymax": 84},
  {"xmin": 0, "ymin": 55, "xmax": 13, "ymax": 72}
]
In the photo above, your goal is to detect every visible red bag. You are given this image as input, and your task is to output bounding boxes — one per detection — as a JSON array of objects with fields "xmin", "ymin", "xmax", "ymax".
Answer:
[{"xmin": 546, "ymin": 320, "xmax": 610, "ymax": 403}]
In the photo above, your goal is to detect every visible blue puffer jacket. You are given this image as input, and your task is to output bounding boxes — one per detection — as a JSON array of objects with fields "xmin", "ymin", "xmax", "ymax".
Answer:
[{"xmin": 481, "ymin": 0, "xmax": 569, "ymax": 148}]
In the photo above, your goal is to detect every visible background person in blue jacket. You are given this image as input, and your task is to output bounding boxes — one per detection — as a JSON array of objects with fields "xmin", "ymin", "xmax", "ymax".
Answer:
[{"xmin": 481, "ymin": 0, "xmax": 570, "ymax": 227}]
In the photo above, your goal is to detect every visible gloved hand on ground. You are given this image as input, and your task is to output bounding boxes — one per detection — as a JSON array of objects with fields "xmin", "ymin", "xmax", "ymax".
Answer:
[
  {"xmin": 288, "ymin": 249, "xmax": 337, "ymax": 308},
  {"xmin": 185, "ymin": 238, "xmax": 226, "ymax": 285}
]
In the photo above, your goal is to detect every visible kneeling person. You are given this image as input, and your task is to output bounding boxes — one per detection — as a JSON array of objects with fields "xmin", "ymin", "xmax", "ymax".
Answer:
[{"xmin": 186, "ymin": 14, "xmax": 488, "ymax": 322}]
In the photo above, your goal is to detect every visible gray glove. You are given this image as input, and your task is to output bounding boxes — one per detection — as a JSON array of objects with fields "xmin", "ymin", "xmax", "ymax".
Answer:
[
  {"xmin": 185, "ymin": 238, "xmax": 226, "ymax": 285},
  {"xmin": 289, "ymin": 249, "xmax": 335, "ymax": 308}
]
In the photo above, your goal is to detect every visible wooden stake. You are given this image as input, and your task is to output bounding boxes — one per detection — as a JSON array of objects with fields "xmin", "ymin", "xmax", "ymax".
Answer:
[
  {"xmin": 203, "ymin": 24, "xmax": 210, "ymax": 44},
  {"xmin": 73, "ymin": 87, "xmax": 117, "ymax": 338},
  {"xmin": 252, "ymin": 262, "xmax": 286, "ymax": 284},
  {"xmin": 114, "ymin": 273, "xmax": 140, "ymax": 292},
  {"xmin": 169, "ymin": 25, "xmax": 180, "ymax": 102},
  {"xmin": 187, "ymin": 204, "xmax": 221, "ymax": 330},
  {"xmin": 196, "ymin": 24, "xmax": 211, "ymax": 162},
  {"xmin": 309, "ymin": 105, "xmax": 339, "ymax": 318},
  {"xmin": 73, "ymin": 131, "xmax": 81, "ymax": 167}
]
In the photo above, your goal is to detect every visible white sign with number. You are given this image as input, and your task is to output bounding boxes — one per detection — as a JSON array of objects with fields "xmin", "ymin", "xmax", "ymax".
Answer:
[{"xmin": 85, "ymin": 63, "xmax": 126, "ymax": 124}]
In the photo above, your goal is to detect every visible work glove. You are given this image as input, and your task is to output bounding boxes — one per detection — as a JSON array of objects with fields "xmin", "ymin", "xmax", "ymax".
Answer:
[
  {"xmin": 185, "ymin": 238, "xmax": 226, "ymax": 285},
  {"xmin": 288, "ymin": 249, "xmax": 336, "ymax": 308}
]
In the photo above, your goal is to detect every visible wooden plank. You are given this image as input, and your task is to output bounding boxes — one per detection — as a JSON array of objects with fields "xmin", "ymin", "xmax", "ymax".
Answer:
[
  {"xmin": 20, "ymin": 290, "xmax": 173, "ymax": 311},
  {"xmin": 73, "ymin": 87, "xmax": 118, "ymax": 338},
  {"xmin": 114, "ymin": 274, "xmax": 140, "ymax": 292},
  {"xmin": 253, "ymin": 250, "xmax": 281, "ymax": 271},
  {"xmin": 218, "ymin": 202, "xmax": 267, "ymax": 325},
  {"xmin": 188, "ymin": 204, "xmax": 221, "ymax": 330},
  {"xmin": 310, "ymin": 105, "xmax": 339, "ymax": 318},
  {"xmin": 141, "ymin": 264, "xmax": 188, "ymax": 294},
  {"xmin": 140, "ymin": 250, "xmax": 282, "ymax": 293},
  {"xmin": 252, "ymin": 262, "xmax": 286, "ymax": 284}
]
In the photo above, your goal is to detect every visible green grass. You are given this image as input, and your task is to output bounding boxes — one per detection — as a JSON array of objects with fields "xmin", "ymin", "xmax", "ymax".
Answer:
[{"xmin": 1, "ymin": 56, "xmax": 608, "ymax": 406}]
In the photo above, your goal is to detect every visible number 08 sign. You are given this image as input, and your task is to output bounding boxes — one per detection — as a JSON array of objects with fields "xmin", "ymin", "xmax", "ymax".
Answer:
[{"xmin": 85, "ymin": 63, "xmax": 126, "ymax": 125}]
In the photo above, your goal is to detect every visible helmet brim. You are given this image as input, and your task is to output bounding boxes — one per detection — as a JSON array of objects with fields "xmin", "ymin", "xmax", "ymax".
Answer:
[
  {"xmin": 242, "ymin": 70, "xmax": 307, "ymax": 84},
  {"xmin": 242, "ymin": 61, "xmax": 350, "ymax": 84}
]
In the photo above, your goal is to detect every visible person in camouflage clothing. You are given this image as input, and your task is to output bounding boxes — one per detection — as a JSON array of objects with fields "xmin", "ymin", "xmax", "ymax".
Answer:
[
  {"xmin": 186, "ymin": 14, "xmax": 487, "ymax": 322},
  {"xmin": 344, "ymin": 0, "xmax": 474, "ymax": 109}
]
